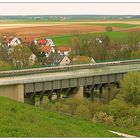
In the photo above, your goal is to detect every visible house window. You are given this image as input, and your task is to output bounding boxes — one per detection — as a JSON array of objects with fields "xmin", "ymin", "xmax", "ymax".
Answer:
[{"xmin": 15, "ymin": 39, "xmax": 18, "ymax": 43}]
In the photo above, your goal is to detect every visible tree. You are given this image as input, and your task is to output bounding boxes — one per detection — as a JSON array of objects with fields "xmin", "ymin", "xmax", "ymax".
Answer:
[
  {"xmin": 120, "ymin": 72, "xmax": 140, "ymax": 106},
  {"xmin": 105, "ymin": 26, "xmax": 113, "ymax": 32},
  {"xmin": 30, "ymin": 44, "xmax": 46, "ymax": 65},
  {"xmin": 109, "ymin": 99, "xmax": 130, "ymax": 119},
  {"xmin": 131, "ymin": 49, "xmax": 140, "ymax": 59},
  {"xmin": 11, "ymin": 44, "xmax": 32, "ymax": 68},
  {"xmin": 0, "ymin": 38, "xmax": 9, "ymax": 62},
  {"xmin": 126, "ymin": 32, "xmax": 140, "ymax": 53},
  {"xmin": 0, "ymin": 60, "xmax": 12, "ymax": 71},
  {"xmin": 70, "ymin": 34, "xmax": 110, "ymax": 61}
]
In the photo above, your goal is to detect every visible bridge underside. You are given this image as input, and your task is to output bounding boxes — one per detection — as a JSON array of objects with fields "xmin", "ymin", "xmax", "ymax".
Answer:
[
  {"xmin": 23, "ymin": 73, "xmax": 124, "ymax": 104},
  {"xmin": 0, "ymin": 72, "xmax": 125, "ymax": 105}
]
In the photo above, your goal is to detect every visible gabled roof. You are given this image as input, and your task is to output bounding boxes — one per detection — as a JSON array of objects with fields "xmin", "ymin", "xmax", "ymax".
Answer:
[
  {"xmin": 45, "ymin": 53, "xmax": 67, "ymax": 65},
  {"xmin": 40, "ymin": 46, "xmax": 53, "ymax": 53},
  {"xmin": 37, "ymin": 39, "xmax": 47, "ymax": 45},
  {"xmin": 57, "ymin": 46, "xmax": 71, "ymax": 52},
  {"xmin": 3, "ymin": 36, "xmax": 15, "ymax": 43}
]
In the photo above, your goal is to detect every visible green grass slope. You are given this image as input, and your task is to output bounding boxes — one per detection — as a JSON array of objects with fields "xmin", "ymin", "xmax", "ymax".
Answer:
[{"xmin": 0, "ymin": 97, "xmax": 117, "ymax": 137}]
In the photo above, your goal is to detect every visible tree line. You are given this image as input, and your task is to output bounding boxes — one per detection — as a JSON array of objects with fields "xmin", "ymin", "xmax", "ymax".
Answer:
[{"xmin": 69, "ymin": 32, "xmax": 140, "ymax": 62}]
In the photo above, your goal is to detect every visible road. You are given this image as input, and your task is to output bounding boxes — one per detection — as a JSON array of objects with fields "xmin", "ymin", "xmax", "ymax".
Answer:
[{"xmin": 0, "ymin": 63, "xmax": 140, "ymax": 86}]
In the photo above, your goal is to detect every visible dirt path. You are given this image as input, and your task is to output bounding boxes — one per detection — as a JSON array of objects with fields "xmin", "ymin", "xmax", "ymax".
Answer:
[{"xmin": 108, "ymin": 130, "xmax": 137, "ymax": 138}]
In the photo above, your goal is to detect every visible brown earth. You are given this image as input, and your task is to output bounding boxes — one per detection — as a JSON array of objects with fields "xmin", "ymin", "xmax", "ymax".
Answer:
[
  {"xmin": 123, "ymin": 26, "xmax": 140, "ymax": 32},
  {"xmin": 0, "ymin": 24, "xmax": 121, "ymax": 41}
]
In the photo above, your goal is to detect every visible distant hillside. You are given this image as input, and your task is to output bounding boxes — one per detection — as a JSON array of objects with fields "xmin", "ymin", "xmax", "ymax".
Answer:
[
  {"xmin": 0, "ymin": 97, "xmax": 117, "ymax": 137},
  {"xmin": 0, "ymin": 15, "xmax": 140, "ymax": 22}
]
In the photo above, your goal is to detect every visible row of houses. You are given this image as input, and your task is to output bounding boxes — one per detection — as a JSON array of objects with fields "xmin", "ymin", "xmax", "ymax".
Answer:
[
  {"xmin": 3, "ymin": 36, "xmax": 72, "ymax": 66},
  {"xmin": 2, "ymin": 35, "xmax": 96, "ymax": 66},
  {"xmin": 33, "ymin": 38, "xmax": 72, "ymax": 65}
]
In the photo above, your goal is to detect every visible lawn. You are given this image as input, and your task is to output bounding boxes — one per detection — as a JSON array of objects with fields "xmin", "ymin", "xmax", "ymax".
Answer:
[
  {"xmin": 0, "ymin": 96, "xmax": 117, "ymax": 137},
  {"xmin": 50, "ymin": 31, "xmax": 129, "ymax": 46}
]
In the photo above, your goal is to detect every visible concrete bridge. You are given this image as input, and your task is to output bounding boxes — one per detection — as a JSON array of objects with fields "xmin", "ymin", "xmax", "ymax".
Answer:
[{"xmin": 0, "ymin": 62, "xmax": 140, "ymax": 104}]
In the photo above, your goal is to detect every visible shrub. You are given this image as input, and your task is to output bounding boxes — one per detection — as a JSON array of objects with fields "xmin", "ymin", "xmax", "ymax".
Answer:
[
  {"xmin": 92, "ymin": 112, "xmax": 114, "ymax": 124},
  {"xmin": 105, "ymin": 26, "xmax": 113, "ymax": 32},
  {"xmin": 115, "ymin": 116, "xmax": 137, "ymax": 128},
  {"xmin": 89, "ymin": 101, "xmax": 109, "ymax": 117},
  {"xmin": 134, "ymin": 106, "xmax": 140, "ymax": 119},
  {"xmin": 109, "ymin": 99, "xmax": 129, "ymax": 119},
  {"xmin": 0, "ymin": 60, "xmax": 12, "ymax": 71},
  {"xmin": 50, "ymin": 102, "xmax": 62, "ymax": 112},
  {"xmin": 60, "ymin": 104, "xmax": 70, "ymax": 114},
  {"xmin": 75, "ymin": 104, "xmax": 91, "ymax": 120},
  {"xmin": 120, "ymin": 72, "xmax": 140, "ymax": 106},
  {"xmin": 65, "ymin": 98, "xmax": 84, "ymax": 115}
]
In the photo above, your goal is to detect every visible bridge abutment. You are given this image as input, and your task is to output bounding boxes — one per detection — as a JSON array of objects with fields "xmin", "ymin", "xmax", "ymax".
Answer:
[{"xmin": 0, "ymin": 84, "xmax": 24, "ymax": 102}]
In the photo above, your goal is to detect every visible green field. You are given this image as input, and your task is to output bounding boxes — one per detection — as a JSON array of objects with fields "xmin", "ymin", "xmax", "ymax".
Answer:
[
  {"xmin": 84, "ymin": 23, "xmax": 140, "ymax": 28},
  {"xmin": 50, "ymin": 35, "xmax": 73, "ymax": 46},
  {"xmin": 50, "ymin": 31, "xmax": 129, "ymax": 46}
]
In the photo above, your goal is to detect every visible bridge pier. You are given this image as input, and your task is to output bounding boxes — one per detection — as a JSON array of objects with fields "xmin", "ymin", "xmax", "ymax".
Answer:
[
  {"xmin": 56, "ymin": 91, "xmax": 61, "ymax": 101},
  {"xmin": 48, "ymin": 91, "xmax": 52, "ymax": 102},
  {"xmin": 116, "ymin": 82, "xmax": 120, "ymax": 88},
  {"xmin": 24, "ymin": 95, "xmax": 35, "ymax": 105},
  {"xmin": 107, "ymin": 85, "xmax": 111, "ymax": 102},
  {"xmin": 90, "ymin": 87, "xmax": 94, "ymax": 101},
  {"xmin": 84, "ymin": 85, "xmax": 95, "ymax": 101},
  {"xmin": 68, "ymin": 87, "xmax": 84, "ymax": 99},
  {"xmin": 99, "ymin": 85, "xmax": 103, "ymax": 102}
]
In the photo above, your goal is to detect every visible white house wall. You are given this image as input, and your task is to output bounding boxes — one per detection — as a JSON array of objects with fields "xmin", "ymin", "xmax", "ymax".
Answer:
[{"xmin": 60, "ymin": 56, "xmax": 71, "ymax": 66}]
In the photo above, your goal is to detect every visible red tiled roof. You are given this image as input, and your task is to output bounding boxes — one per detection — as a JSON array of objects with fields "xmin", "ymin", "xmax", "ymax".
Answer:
[
  {"xmin": 22, "ymin": 37, "xmax": 34, "ymax": 44},
  {"xmin": 40, "ymin": 46, "xmax": 53, "ymax": 53},
  {"xmin": 37, "ymin": 39, "xmax": 47, "ymax": 45},
  {"xmin": 57, "ymin": 46, "xmax": 71, "ymax": 52},
  {"xmin": 3, "ymin": 36, "xmax": 15, "ymax": 43}
]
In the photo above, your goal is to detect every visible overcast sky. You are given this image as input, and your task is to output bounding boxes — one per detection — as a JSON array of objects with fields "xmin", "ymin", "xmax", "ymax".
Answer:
[{"xmin": 0, "ymin": 3, "xmax": 140, "ymax": 15}]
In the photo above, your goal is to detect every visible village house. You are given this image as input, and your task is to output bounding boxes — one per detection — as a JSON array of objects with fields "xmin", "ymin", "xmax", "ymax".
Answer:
[
  {"xmin": 2, "ymin": 36, "xmax": 22, "ymax": 54},
  {"xmin": 28, "ymin": 53, "xmax": 37, "ymax": 65},
  {"xmin": 72, "ymin": 55, "xmax": 95, "ymax": 64},
  {"xmin": 40, "ymin": 46, "xmax": 55, "ymax": 57},
  {"xmin": 34, "ymin": 38, "xmax": 55, "ymax": 47},
  {"xmin": 44, "ymin": 53, "xmax": 71, "ymax": 66},
  {"xmin": 57, "ymin": 46, "xmax": 71, "ymax": 56},
  {"xmin": 46, "ymin": 39, "xmax": 55, "ymax": 47},
  {"xmin": 7, "ymin": 37, "xmax": 21, "ymax": 48}
]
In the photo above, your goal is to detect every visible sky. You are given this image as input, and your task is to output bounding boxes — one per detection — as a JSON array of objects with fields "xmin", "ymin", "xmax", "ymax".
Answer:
[{"xmin": 0, "ymin": 3, "xmax": 140, "ymax": 15}]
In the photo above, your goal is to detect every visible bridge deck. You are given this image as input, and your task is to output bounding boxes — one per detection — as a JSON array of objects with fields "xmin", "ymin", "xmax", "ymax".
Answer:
[{"xmin": 0, "ymin": 63, "xmax": 140, "ymax": 86}]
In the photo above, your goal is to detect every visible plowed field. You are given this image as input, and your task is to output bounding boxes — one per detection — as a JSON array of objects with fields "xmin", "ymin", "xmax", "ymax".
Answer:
[{"xmin": 0, "ymin": 23, "xmax": 121, "ymax": 40}]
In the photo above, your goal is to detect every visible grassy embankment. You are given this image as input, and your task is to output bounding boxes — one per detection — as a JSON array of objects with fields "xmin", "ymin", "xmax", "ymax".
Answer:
[
  {"xmin": 0, "ymin": 96, "xmax": 140, "ymax": 137},
  {"xmin": 0, "ymin": 96, "xmax": 118, "ymax": 137}
]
